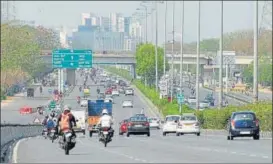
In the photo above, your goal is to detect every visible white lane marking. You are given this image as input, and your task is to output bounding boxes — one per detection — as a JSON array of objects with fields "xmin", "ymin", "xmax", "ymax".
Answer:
[
  {"xmin": 12, "ymin": 137, "xmax": 33, "ymax": 163},
  {"xmin": 77, "ymin": 138, "xmax": 154, "ymax": 163}
]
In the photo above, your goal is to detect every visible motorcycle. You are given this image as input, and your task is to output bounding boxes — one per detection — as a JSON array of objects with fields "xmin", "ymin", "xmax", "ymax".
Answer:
[
  {"xmin": 99, "ymin": 127, "xmax": 112, "ymax": 147},
  {"xmin": 48, "ymin": 128, "xmax": 57, "ymax": 143},
  {"xmin": 42, "ymin": 128, "xmax": 49, "ymax": 139},
  {"xmin": 59, "ymin": 130, "xmax": 76, "ymax": 155}
]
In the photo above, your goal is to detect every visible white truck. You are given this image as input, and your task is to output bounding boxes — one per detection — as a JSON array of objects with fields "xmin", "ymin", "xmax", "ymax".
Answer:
[{"xmin": 71, "ymin": 110, "xmax": 86, "ymax": 135}]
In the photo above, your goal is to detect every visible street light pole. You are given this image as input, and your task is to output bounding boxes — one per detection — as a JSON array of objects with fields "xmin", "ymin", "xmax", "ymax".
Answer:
[
  {"xmin": 145, "ymin": 6, "xmax": 148, "ymax": 43},
  {"xmin": 196, "ymin": 1, "xmax": 201, "ymax": 111},
  {"xmin": 179, "ymin": 0, "xmax": 185, "ymax": 113},
  {"xmin": 171, "ymin": 1, "xmax": 175, "ymax": 102},
  {"xmin": 155, "ymin": 2, "xmax": 158, "ymax": 92},
  {"xmin": 253, "ymin": 0, "xmax": 258, "ymax": 102},
  {"xmin": 219, "ymin": 0, "xmax": 224, "ymax": 108},
  {"xmin": 164, "ymin": 1, "xmax": 168, "ymax": 76}
]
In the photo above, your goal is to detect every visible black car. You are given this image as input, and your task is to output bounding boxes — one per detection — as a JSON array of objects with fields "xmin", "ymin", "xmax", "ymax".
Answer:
[
  {"xmin": 227, "ymin": 111, "xmax": 260, "ymax": 140},
  {"xmin": 126, "ymin": 116, "xmax": 150, "ymax": 137}
]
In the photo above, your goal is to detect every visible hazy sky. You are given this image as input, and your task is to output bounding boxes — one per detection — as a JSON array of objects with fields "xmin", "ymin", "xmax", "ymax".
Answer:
[{"xmin": 15, "ymin": 1, "xmax": 266, "ymax": 44}]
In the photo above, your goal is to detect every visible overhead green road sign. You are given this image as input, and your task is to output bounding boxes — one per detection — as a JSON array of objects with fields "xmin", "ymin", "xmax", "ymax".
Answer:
[
  {"xmin": 52, "ymin": 49, "xmax": 93, "ymax": 69},
  {"xmin": 49, "ymin": 100, "xmax": 56, "ymax": 109},
  {"xmin": 177, "ymin": 94, "xmax": 184, "ymax": 105}
]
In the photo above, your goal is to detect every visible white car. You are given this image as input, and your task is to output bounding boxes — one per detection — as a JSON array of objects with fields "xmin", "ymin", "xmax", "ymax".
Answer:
[
  {"xmin": 148, "ymin": 117, "xmax": 160, "ymax": 129},
  {"xmin": 187, "ymin": 96, "xmax": 197, "ymax": 104},
  {"xmin": 112, "ymin": 90, "xmax": 119, "ymax": 96},
  {"xmin": 125, "ymin": 88, "xmax": 134, "ymax": 96},
  {"xmin": 104, "ymin": 95, "xmax": 114, "ymax": 103},
  {"xmin": 162, "ymin": 115, "xmax": 181, "ymax": 136},
  {"xmin": 80, "ymin": 99, "xmax": 88, "ymax": 107},
  {"xmin": 176, "ymin": 113, "xmax": 200, "ymax": 136},
  {"xmin": 199, "ymin": 100, "xmax": 210, "ymax": 110},
  {"xmin": 122, "ymin": 100, "xmax": 133, "ymax": 108}
]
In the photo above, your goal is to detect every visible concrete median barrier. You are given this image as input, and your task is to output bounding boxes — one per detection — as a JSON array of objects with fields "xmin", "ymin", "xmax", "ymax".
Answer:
[{"xmin": 1, "ymin": 124, "xmax": 43, "ymax": 163}]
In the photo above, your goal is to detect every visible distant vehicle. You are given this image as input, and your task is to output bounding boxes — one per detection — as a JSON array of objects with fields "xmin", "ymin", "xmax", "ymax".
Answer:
[
  {"xmin": 80, "ymin": 99, "xmax": 88, "ymax": 107},
  {"xmin": 199, "ymin": 100, "xmax": 210, "ymax": 110},
  {"xmin": 104, "ymin": 95, "xmax": 114, "ymax": 103},
  {"xmin": 118, "ymin": 88, "xmax": 125, "ymax": 94},
  {"xmin": 97, "ymin": 92, "xmax": 105, "ymax": 99},
  {"xmin": 176, "ymin": 113, "xmax": 200, "ymax": 136},
  {"xmin": 186, "ymin": 96, "xmax": 197, "ymax": 104},
  {"xmin": 112, "ymin": 90, "xmax": 119, "ymax": 96},
  {"xmin": 125, "ymin": 88, "xmax": 134, "ymax": 96},
  {"xmin": 227, "ymin": 111, "xmax": 260, "ymax": 140},
  {"xmin": 148, "ymin": 117, "xmax": 160, "ymax": 129},
  {"xmin": 126, "ymin": 116, "xmax": 150, "ymax": 137},
  {"xmin": 134, "ymin": 113, "xmax": 145, "ymax": 117},
  {"xmin": 162, "ymin": 115, "xmax": 181, "ymax": 136},
  {"xmin": 105, "ymin": 88, "xmax": 112, "ymax": 95},
  {"xmin": 119, "ymin": 119, "xmax": 129, "ymax": 135},
  {"xmin": 122, "ymin": 100, "xmax": 133, "ymax": 108}
]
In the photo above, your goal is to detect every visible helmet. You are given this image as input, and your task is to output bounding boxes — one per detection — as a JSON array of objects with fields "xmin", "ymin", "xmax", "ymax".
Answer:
[
  {"xmin": 63, "ymin": 105, "xmax": 71, "ymax": 112},
  {"xmin": 102, "ymin": 109, "xmax": 108, "ymax": 115}
]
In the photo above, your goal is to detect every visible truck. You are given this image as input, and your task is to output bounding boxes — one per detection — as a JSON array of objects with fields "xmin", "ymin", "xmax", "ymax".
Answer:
[
  {"xmin": 71, "ymin": 110, "xmax": 86, "ymax": 135},
  {"xmin": 87, "ymin": 99, "xmax": 112, "ymax": 137}
]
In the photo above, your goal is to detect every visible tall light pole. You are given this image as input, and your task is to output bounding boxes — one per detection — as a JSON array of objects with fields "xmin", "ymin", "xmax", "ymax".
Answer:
[
  {"xmin": 164, "ymin": 1, "xmax": 168, "ymax": 76},
  {"xmin": 179, "ymin": 0, "xmax": 185, "ymax": 113},
  {"xmin": 170, "ymin": 1, "xmax": 175, "ymax": 102},
  {"xmin": 155, "ymin": 2, "xmax": 158, "ymax": 91},
  {"xmin": 196, "ymin": 1, "xmax": 201, "ymax": 111},
  {"xmin": 219, "ymin": 0, "xmax": 224, "ymax": 108},
  {"xmin": 253, "ymin": 0, "xmax": 258, "ymax": 102}
]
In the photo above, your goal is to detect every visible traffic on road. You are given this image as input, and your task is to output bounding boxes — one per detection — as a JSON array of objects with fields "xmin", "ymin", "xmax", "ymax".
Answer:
[{"xmin": 10, "ymin": 68, "xmax": 272, "ymax": 163}]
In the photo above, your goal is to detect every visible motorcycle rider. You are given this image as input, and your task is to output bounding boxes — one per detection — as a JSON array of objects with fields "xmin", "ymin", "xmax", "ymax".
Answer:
[
  {"xmin": 56, "ymin": 105, "xmax": 77, "ymax": 138},
  {"xmin": 77, "ymin": 96, "xmax": 81, "ymax": 104},
  {"xmin": 97, "ymin": 109, "xmax": 114, "ymax": 142}
]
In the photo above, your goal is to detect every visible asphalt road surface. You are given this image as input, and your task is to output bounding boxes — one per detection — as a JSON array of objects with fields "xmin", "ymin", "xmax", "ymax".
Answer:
[
  {"xmin": 14, "ymin": 72, "xmax": 272, "ymax": 163},
  {"xmin": 1, "ymin": 86, "xmax": 57, "ymax": 124}
]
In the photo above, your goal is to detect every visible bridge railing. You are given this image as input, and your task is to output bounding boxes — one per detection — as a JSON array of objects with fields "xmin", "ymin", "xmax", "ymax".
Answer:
[{"xmin": 1, "ymin": 124, "xmax": 43, "ymax": 162}]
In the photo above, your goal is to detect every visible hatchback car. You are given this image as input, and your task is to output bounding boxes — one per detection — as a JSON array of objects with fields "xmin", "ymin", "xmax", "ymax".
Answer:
[
  {"xmin": 122, "ymin": 100, "xmax": 133, "ymax": 108},
  {"xmin": 227, "ymin": 111, "xmax": 260, "ymax": 140},
  {"xmin": 148, "ymin": 117, "xmax": 160, "ymax": 129},
  {"xmin": 125, "ymin": 88, "xmax": 134, "ymax": 96},
  {"xmin": 119, "ymin": 119, "xmax": 129, "ymax": 135},
  {"xmin": 176, "ymin": 113, "xmax": 200, "ymax": 136},
  {"xmin": 162, "ymin": 115, "xmax": 181, "ymax": 136},
  {"xmin": 112, "ymin": 90, "xmax": 119, "ymax": 96}
]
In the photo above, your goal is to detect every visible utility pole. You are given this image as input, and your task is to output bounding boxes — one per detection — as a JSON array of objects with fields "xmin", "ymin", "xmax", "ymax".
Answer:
[
  {"xmin": 179, "ymin": 0, "xmax": 185, "ymax": 113},
  {"xmin": 170, "ymin": 1, "xmax": 175, "ymax": 102},
  {"xmin": 155, "ymin": 2, "xmax": 159, "ymax": 92},
  {"xmin": 164, "ymin": 2, "xmax": 168, "ymax": 76},
  {"xmin": 219, "ymin": 0, "xmax": 224, "ymax": 108},
  {"xmin": 253, "ymin": 1, "xmax": 258, "ymax": 102},
  {"xmin": 196, "ymin": 1, "xmax": 201, "ymax": 111}
]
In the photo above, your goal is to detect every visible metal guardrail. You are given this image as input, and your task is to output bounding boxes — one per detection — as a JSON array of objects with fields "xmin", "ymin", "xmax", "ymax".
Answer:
[{"xmin": 1, "ymin": 124, "xmax": 44, "ymax": 163}]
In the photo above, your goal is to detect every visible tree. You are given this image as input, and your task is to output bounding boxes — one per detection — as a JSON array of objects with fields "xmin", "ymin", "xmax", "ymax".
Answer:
[
  {"xmin": 135, "ymin": 44, "xmax": 169, "ymax": 84},
  {"xmin": 1, "ymin": 21, "xmax": 60, "ymax": 92}
]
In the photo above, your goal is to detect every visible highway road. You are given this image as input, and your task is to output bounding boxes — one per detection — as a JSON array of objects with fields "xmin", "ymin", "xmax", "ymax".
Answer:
[
  {"xmin": 13, "ymin": 71, "xmax": 272, "ymax": 163},
  {"xmin": 1, "ymin": 86, "xmax": 56, "ymax": 124}
]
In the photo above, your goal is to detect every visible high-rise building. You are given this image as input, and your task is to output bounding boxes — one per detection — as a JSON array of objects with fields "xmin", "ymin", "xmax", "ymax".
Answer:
[
  {"xmin": 109, "ymin": 13, "xmax": 117, "ymax": 32},
  {"xmin": 124, "ymin": 17, "xmax": 132, "ymax": 37},
  {"xmin": 81, "ymin": 13, "xmax": 90, "ymax": 25},
  {"xmin": 101, "ymin": 16, "xmax": 110, "ymax": 32},
  {"xmin": 130, "ymin": 22, "xmax": 142, "ymax": 38},
  {"xmin": 117, "ymin": 17, "xmax": 125, "ymax": 32}
]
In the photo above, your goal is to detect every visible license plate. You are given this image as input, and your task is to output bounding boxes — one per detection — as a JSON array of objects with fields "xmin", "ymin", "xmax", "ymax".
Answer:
[
  {"xmin": 135, "ymin": 125, "xmax": 142, "ymax": 127},
  {"xmin": 103, "ymin": 131, "xmax": 108, "ymax": 135},
  {"xmin": 65, "ymin": 133, "xmax": 72, "ymax": 138},
  {"xmin": 240, "ymin": 131, "xmax": 250, "ymax": 134}
]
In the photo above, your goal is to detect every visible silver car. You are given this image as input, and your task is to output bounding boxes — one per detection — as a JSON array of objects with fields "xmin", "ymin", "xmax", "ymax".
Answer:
[{"xmin": 122, "ymin": 100, "xmax": 133, "ymax": 108}]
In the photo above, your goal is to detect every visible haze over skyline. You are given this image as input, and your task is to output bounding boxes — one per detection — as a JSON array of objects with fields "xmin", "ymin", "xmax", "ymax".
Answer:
[{"xmin": 16, "ymin": 1, "xmax": 267, "ymax": 45}]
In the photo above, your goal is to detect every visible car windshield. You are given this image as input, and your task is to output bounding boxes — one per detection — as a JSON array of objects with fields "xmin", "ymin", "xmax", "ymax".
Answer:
[
  {"xmin": 165, "ymin": 116, "xmax": 180, "ymax": 122},
  {"xmin": 233, "ymin": 113, "xmax": 255, "ymax": 121},
  {"xmin": 189, "ymin": 97, "xmax": 196, "ymax": 99},
  {"xmin": 181, "ymin": 116, "xmax": 197, "ymax": 121},
  {"xmin": 130, "ymin": 117, "xmax": 147, "ymax": 122}
]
